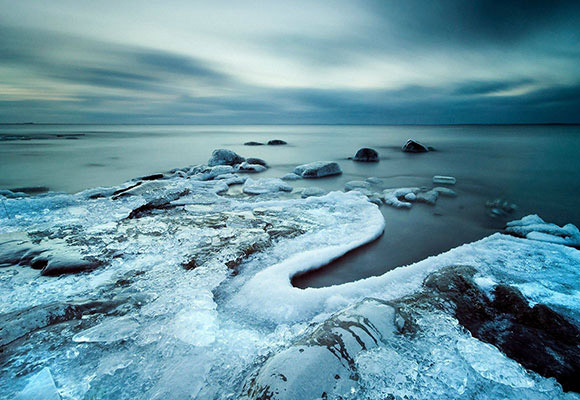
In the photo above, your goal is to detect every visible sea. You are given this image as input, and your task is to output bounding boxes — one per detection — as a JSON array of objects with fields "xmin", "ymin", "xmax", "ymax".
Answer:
[{"xmin": 1, "ymin": 124, "xmax": 579, "ymax": 287}]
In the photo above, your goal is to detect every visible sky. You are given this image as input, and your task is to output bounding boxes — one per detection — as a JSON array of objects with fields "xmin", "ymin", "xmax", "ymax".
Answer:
[{"xmin": 0, "ymin": 0, "xmax": 579, "ymax": 124}]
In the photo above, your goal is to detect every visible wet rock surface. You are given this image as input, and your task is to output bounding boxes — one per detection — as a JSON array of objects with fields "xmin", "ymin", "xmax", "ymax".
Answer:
[
  {"xmin": 402, "ymin": 139, "xmax": 429, "ymax": 153},
  {"xmin": 353, "ymin": 148, "xmax": 379, "ymax": 162}
]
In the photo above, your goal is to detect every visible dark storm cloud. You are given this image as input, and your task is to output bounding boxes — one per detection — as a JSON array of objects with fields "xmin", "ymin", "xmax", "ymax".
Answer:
[{"xmin": 0, "ymin": 1, "xmax": 579, "ymax": 124}]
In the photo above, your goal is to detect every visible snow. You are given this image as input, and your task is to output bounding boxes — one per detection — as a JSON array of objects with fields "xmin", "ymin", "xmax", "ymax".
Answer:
[
  {"xmin": 506, "ymin": 214, "xmax": 580, "ymax": 247},
  {"xmin": 1, "ymin": 165, "xmax": 579, "ymax": 400}
]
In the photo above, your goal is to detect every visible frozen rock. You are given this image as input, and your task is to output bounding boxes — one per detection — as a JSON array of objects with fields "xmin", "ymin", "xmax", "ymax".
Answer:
[
  {"xmin": 195, "ymin": 165, "xmax": 235, "ymax": 181},
  {"xmin": 214, "ymin": 173, "xmax": 247, "ymax": 186},
  {"xmin": 383, "ymin": 191, "xmax": 412, "ymax": 209},
  {"xmin": 433, "ymin": 186, "xmax": 457, "ymax": 197},
  {"xmin": 402, "ymin": 139, "xmax": 429, "ymax": 153},
  {"xmin": 505, "ymin": 215, "xmax": 580, "ymax": 247},
  {"xmin": 242, "ymin": 178, "xmax": 293, "ymax": 195},
  {"xmin": 344, "ymin": 180, "xmax": 370, "ymax": 191},
  {"xmin": 245, "ymin": 157, "xmax": 268, "ymax": 167},
  {"xmin": 208, "ymin": 149, "xmax": 245, "ymax": 166},
  {"xmin": 236, "ymin": 162, "xmax": 267, "ymax": 173},
  {"xmin": 365, "ymin": 177, "xmax": 383, "ymax": 185},
  {"xmin": 382, "ymin": 188, "xmax": 421, "ymax": 209},
  {"xmin": 433, "ymin": 175, "xmax": 456, "ymax": 185},
  {"xmin": 293, "ymin": 161, "xmax": 342, "ymax": 178},
  {"xmin": 367, "ymin": 193, "xmax": 383, "ymax": 206},
  {"xmin": 353, "ymin": 147, "xmax": 379, "ymax": 162},
  {"xmin": 244, "ymin": 141, "xmax": 264, "ymax": 146},
  {"xmin": 16, "ymin": 367, "xmax": 60, "ymax": 400},
  {"xmin": 416, "ymin": 189, "xmax": 439, "ymax": 205},
  {"xmin": 281, "ymin": 173, "xmax": 301, "ymax": 181},
  {"xmin": 267, "ymin": 139, "xmax": 287, "ymax": 145},
  {"xmin": 301, "ymin": 187, "xmax": 326, "ymax": 198},
  {"xmin": 404, "ymin": 192, "xmax": 417, "ymax": 202},
  {"xmin": 245, "ymin": 299, "xmax": 397, "ymax": 400}
]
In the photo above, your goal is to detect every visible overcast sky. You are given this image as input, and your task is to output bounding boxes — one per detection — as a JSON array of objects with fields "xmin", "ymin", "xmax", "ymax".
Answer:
[{"xmin": 1, "ymin": 0, "xmax": 579, "ymax": 124}]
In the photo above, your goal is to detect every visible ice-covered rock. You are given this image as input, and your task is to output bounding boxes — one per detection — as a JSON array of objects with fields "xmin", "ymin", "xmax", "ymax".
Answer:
[
  {"xmin": 293, "ymin": 161, "xmax": 342, "ymax": 178},
  {"xmin": 245, "ymin": 299, "xmax": 397, "ymax": 400},
  {"xmin": 365, "ymin": 177, "xmax": 383, "ymax": 185},
  {"xmin": 301, "ymin": 187, "xmax": 326, "ymax": 198},
  {"xmin": 208, "ymin": 149, "xmax": 245, "ymax": 166},
  {"xmin": 433, "ymin": 175, "xmax": 456, "ymax": 185},
  {"xmin": 344, "ymin": 180, "xmax": 371, "ymax": 191},
  {"xmin": 382, "ymin": 188, "xmax": 421, "ymax": 209},
  {"xmin": 353, "ymin": 147, "xmax": 379, "ymax": 162},
  {"xmin": 242, "ymin": 178, "xmax": 293, "ymax": 195},
  {"xmin": 267, "ymin": 139, "xmax": 287, "ymax": 145},
  {"xmin": 245, "ymin": 157, "xmax": 268, "ymax": 167},
  {"xmin": 402, "ymin": 139, "xmax": 429, "ymax": 153},
  {"xmin": 236, "ymin": 162, "xmax": 267, "ymax": 173},
  {"xmin": 404, "ymin": 192, "xmax": 417, "ymax": 202},
  {"xmin": 16, "ymin": 367, "xmax": 60, "ymax": 400},
  {"xmin": 214, "ymin": 173, "xmax": 247, "ymax": 186},
  {"xmin": 505, "ymin": 215, "xmax": 580, "ymax": 247},
  {"xmin": 281, "ymin": 173, "xmax": 301, "ymax": 181}
]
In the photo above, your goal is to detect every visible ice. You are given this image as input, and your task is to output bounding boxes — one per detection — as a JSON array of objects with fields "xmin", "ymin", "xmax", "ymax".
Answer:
[
  {"xmin": 72, "ymin": 316, "xmax": 140, "ymax": 343},
  {"xmin": 433, "ymin": 175, "xmax": 456, "ymax": 185},
  {"xmin": 1, "ymin": 161, "xmax": 580, "ymax": 399},
  {"xmin": 301, "ymin": 187, "xmax": 327, "ymax": 198},
  {"xmin": 16, "ymin": 367, "xmax": 60, "ymax": 400},
  {"xmin": 242, "ymin": 177, "xmax": 293, "ymax": 195},
  {"xmin": 506, "ymin": 214, "xmax": 580, "ymax": 247}
]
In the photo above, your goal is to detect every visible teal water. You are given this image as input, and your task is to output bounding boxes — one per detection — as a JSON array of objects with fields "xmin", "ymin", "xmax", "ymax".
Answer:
[{"xmin": 1, "ymin": 124, "xmax": 579, "ymax": 286}]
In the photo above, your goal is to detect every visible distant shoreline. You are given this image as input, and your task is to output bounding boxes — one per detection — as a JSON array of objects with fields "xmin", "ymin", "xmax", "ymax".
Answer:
[{"xmin": 2, "ymin": 122, "xmax": 579, "ymax": 127}]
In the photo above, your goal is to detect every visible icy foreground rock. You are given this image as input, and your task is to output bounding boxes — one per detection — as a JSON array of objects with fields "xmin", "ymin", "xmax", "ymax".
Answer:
[{"xmin": 1, "ymin": 164, "xmax": 580, "ymax": 399}]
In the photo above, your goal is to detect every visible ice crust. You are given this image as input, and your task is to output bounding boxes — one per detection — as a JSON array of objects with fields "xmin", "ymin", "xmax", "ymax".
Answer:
[{"xmin": 1, "ymin": 166, "xmax": 579, "ymax": 399}]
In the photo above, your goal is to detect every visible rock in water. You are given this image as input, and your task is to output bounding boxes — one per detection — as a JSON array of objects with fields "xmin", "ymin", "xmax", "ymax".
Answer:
[
  {"xmin": 236, "ymin": 162, "xmax": 267, "ymax": 173},
  {"xmin": 293, "ymin": 161, "xmax": 342, "ymax": 178},
  {"xmin": 353, "ymin": 147, "xmax": 379, "ymax": 162},
  {"xmin": 433, "ymin": 187, "xmax": 457, "ymax": 197},
  {"xmin": 267, "ymin": 139, "xmax": 287, "ymax": 145},
  {"xmin": 402, "ymin": 139, "xmax": 429, "ymax": 153},
  {"xmin": 245, "ymin": 157, "xmax": 268, "ymax": 167},
  {"xmin": 365, "ymin": 177, "xmax": 383, "ymax": 185},
  {"xmin": 301, "ymin": 187, "xmax": 326, "ymax": 198},
  {"xmin": 244, "ymin": 141, "xmax": 264, "ymax": 146},
  {"xmin": 432, "ymin": 175, "xmax": 456, "ymax": 185},
  {"xmin": 16, "ymin": 367, "xmax": 60, "ymax": 400},
  {"xmin": 245, "ymin": 299, "xmax": 397, "ymax": 400},
  {"xmin": 242, "ymin": 178, "xmax": 293, "ymax": 195},
  {"xmin": 208, "ymin": 149, "xmax": 245, "ymax": 166},
  {"xmin": 344, "ymin": 180, "xmax": 371, "ymax": 191},
  {"xmin": 416, "ymin": 189, "xmax": 439, "ymax": 205},
  {"xmin": 281, "ymin": 173, "xmax": 301, "ymax": 181}
]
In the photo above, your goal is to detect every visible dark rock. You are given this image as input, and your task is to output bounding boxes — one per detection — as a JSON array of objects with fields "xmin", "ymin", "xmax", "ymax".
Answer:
[
  {"xmin": 246, "ymin": 157, "xmax": 268, "ymax": 167},
  {"xmin": 139, "ymin": 173, "xmax": 164, "ymax": 181},
  {"xmin": 40, "ymin": 258, "xmax": 102, "ymax": 276},
  {"xmin": 267, "ymin": 140, "xmax": 287, "ymax": 145},
  {"xmin": 402, "ymin": 139, "xmax": 429, "ymax": 153},
  {"xmin": 208, "ymin": 149, "xmax": 245, "ymax": 166},
  {"xmin": 244, "ymin": 141, "xmax": 264, "ymax": 146},
  {"xmin": 353, "ymin": 148, "xmax": 379, "ymax": 162},
  {"xmin": 424, "ymin": 265, "xmax": 580, "ymax": 393}
]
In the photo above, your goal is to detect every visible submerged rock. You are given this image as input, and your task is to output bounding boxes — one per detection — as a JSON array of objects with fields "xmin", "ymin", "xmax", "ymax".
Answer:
[
  {"xmin": 293, "ymin": 161, "xmax": 342, "ymax": 178},
  {"xmin": 402, "ymin": 139, "xmax": 429, "ymax": 153},
  {"xmin": 353, "ymin": 148, "xmax": 379, "ymax": 162},
  {"xmin": 301, "ymin": 187, "xmax": 327, "ymax": 198},
  {"xmin": 267, "ymin": 139, "xmax": 287, "ymax": 145},
  {"xmin": 344, "ymin": 180, "xmax": 371, "ymax": 192},
  {"xmin": 365, "ymin": 177, "xmax": 383, "ymax": 185},
  {"xmin": 416, "ymin": 189, "xmax": 439, "ymax": 205},
  {"xmin": 242, "ymin": 178, "xmax": 293, "ymax": 195},
  {"xmin": 208, "ymin": 149, "xmax": 245, "ymax": 166}
]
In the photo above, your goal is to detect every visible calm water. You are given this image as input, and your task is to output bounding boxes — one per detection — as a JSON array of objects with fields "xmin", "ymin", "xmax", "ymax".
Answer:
[{"xmin": 1, "ymin": 124, "xmax": 579, "ymax": 287}]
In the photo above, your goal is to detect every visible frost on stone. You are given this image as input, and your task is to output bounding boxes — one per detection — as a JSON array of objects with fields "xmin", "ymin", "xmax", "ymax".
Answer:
[
  {"xmin": 506, "ymin": 214, "xmax": 580, "ymax": 247},
  {"xmin": 242, "ymin": 178, "xmax": 293, "ymax": 195}
]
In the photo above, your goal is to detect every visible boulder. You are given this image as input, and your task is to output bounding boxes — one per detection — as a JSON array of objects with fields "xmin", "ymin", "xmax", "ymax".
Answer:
[
  {"xmin": 244, "ymin": 141, "xmax": 264, "ymax": 146},
  {"xmin": 267, "ymin": 139, "xmax": 287, "ymax": 145},
  {"xmin": 246, "ymin": 157, "xmax": 268, "ymax": 167},
  {"xmin": 293, "ymin": 161, "xmax": 342, "ymax": 178},
  {"xmin": 353, "ymin": 147, "xmax": 379, "ymax": 162},
  {"xmin": 208, "ymin": 149, "xmax": 245, "ymax": 166},
  {"xmin": 402, "ymin": 139, "xmax": 429, "ymax": 153}
]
